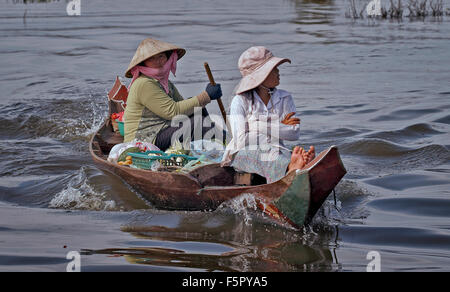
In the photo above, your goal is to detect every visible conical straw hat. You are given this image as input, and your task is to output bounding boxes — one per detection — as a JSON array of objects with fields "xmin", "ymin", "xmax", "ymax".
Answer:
[{"xmin": 125, "ymin": 38, "xmax": 186, "ymax": 78}]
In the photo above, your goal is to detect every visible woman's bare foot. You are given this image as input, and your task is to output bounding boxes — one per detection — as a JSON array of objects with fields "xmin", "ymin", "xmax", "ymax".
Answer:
[
  {"xmin": 287, "ymin": 146, "xmax": 306, "ymax": 172},
  {"xmin": 301, "ymin": 145, "xmax": 316, "ymax": 165},
  {"xmin": 305, "ymin": 146, "xmax": 316, "ymax": 164}
]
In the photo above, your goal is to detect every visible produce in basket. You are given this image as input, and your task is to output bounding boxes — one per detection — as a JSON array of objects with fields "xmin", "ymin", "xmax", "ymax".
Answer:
[
  {"xmin": 118, "ymin": 155, "xmax": 132, "ymax": 166},
  {"xmin": 118, "ymin": 147, "xmax": 142, "ymax": 162},
  {"xmin": 165, "ymin": 140, "xmax": 190, "ymax": 156},
  {"xmin": 107, "ymin": 141, "xmax": 160, "ymax": 164}
]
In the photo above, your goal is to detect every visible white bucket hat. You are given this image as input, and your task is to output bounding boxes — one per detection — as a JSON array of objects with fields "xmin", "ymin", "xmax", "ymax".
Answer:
[{"xmin": 235, "ymin": 46, "xmax": 291, "ymax": 95}]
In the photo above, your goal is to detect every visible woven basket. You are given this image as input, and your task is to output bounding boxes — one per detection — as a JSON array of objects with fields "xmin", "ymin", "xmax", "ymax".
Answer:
[{"xmin": 129, "ymin": 151, "xmax": 197, "ymax": 170}]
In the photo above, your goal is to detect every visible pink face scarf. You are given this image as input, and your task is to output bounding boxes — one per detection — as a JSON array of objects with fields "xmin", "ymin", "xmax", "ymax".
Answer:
[{"xmin": 128, "ymin": 51, "xmax": 178, "ymax": 94}]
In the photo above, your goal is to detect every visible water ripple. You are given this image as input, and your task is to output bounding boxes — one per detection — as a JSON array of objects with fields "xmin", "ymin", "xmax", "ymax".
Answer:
[{"xmin": 368, "ymin": 197, "xmax": 450, "ymax": 217}]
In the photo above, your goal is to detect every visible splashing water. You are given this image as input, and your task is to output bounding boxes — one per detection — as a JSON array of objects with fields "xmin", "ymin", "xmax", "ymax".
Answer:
[
  {"xmin": 60, "ymin": 94, "xmax": 108, "ymax": 141},
  {"xmin": 310, "ymin": 179, "xmax": 372, "ymax": 229},
  {"xmin": 49, "ymin": 167, "xmax": 117, "ymax": 211},
  {"xmin": 219, "ymin": 193, "xmax": 261, "ymax": 225}
]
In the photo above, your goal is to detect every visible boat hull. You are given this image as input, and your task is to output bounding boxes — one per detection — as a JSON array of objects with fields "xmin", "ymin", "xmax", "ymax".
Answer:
[{"xmin": 90, "ymin": 120, "xmax": 346, "ymax": 227}]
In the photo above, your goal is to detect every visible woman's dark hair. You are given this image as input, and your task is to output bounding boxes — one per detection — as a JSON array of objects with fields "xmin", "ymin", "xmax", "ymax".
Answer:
[
  {"xmin": 139, "ymin": 50, "xmax": 172, "ymax": 66},
  {"xmin": 164, "ymin": 50, "xmax": 173, "ymax": 59}
]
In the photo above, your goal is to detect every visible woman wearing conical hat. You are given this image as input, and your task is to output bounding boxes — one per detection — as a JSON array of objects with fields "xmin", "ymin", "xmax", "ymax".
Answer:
[
  {"xmin": 123, "ymin": 38, "xmax": 223, "ymax": 151},
  {"xmin": 223, "ymin": 46, "xmax": 315, "ymax": 183}
]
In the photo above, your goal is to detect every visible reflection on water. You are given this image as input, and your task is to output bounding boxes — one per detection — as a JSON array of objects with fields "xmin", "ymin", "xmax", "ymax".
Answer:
[
  {"xmin": 292, "ymin": 0, "xmax": 337, "ymax": 24},
  {"xmin": 83, "ymin": 213, "xmax": 338, "ymax": 272}
]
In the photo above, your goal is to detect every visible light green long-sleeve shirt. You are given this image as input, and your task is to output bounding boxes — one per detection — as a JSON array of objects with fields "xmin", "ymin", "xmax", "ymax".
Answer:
[{"xmin": 123, "ymin": 75, "xmax": 211, "ymax": 143}]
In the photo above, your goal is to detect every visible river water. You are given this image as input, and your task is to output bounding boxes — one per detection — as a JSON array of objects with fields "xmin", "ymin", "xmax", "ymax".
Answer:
[{"xmin": 0, "ymin": 0, "xmax": 449, "ymax": 272}]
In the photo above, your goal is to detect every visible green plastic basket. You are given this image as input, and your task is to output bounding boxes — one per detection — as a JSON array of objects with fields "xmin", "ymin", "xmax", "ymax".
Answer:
[
  {"xmin": 116, "ymin": 119, "xmax": 124, "ymax": 136},
  {"xmin": 129, "ymin": 151, "xmax": 197, "ymax": 170}
]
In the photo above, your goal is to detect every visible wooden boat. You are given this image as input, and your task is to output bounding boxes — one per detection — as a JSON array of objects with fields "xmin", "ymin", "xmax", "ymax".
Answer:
[{"xmin": 90, "ymin": 99, "xmax": 347, "ymax": 228}]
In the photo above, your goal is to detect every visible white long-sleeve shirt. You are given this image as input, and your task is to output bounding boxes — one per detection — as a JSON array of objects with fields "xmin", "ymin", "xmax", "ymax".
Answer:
[{"xmin": 222, "ymin": 88, "xmax": 300, "ymax": 163}]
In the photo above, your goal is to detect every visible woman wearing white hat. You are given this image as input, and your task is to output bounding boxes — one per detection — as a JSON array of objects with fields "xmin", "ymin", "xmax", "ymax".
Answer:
[
  {"xmin": 223, "ymin": 46, "xmax": 315, "ymax": 183},
  {"xmin": 123, "ymin": 38, "xmax": 223, "ymax": 151}
]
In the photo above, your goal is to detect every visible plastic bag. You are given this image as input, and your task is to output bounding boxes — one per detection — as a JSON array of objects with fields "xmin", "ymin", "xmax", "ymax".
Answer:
[
  {"xmin": 107, "ymin": 140, "xmax": 160, "ymax": 164},
  {"xmin": 165, "ymin": 139, "xmax": 190, "ymax": 156},
  {"xmin": 189, "ymin": 140, "xmax": 225, "ymax": 163},
  {"xmin": 180, "ymin": 155, "xmax": 213, "ymax": 172}
]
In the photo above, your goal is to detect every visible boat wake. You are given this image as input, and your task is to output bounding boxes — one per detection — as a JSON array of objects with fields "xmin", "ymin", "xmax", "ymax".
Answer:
[
  {"xmin": 311, "ymin": 179, "xmax": 372, "ymax": 229},
  {"xmin": 0, "ymin": 95, "xmax": 107, "ymax": 144},
  {"xmin": 49, "ymin": 166, "xmax": 118, "ymax": 211},
  {"xmin": 340, "ymin": 138, "xmax": 450, "ymax": 177}
]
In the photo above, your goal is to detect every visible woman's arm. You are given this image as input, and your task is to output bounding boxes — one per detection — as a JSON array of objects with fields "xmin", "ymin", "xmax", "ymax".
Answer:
[
  {"xmin": 228, "ymin": 96, "xmax": 248, "ymax": 150},
  {"xmin": 277, "ymin": 95, "xmax": 301, "ymax": 141},
  {"xmin": 137, "ymin": 78, "xmax": 210, "ymax": 120}
]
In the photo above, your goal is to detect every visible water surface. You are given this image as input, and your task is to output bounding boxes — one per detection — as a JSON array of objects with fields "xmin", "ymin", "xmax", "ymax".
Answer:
[{"xmin": 0, "ymin": 0, "xmax": 449, "ymax": 272}]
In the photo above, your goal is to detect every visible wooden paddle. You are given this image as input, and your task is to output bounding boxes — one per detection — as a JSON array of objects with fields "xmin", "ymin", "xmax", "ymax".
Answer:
[{"xmin": 204, "ymin": 62, "xmax": 231, "ymax": 132}]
